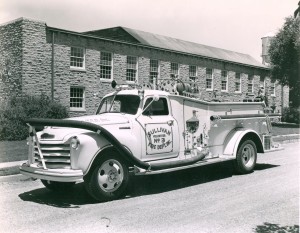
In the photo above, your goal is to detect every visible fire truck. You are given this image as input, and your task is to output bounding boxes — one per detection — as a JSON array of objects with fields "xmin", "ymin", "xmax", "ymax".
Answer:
[{"xmin": 20, "ymin": 80, "xmax": 282, "ymax": 201}]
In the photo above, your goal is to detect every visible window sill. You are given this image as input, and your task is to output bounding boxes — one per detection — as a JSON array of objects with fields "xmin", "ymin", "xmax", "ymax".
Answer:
[
  {"xmin": 70, "ymin": 108, "xmax": 86, "ymax": 112},
  {"xmin": 206, "ymin": 89, "xmax": 213, "ymax": 92},
  {"xmin": 100, "ymin": 79, "xmax": 113, "ymax": 83},
  {"xmin": 70, "ymin": 67, "xmax": 86, "ymax": 72},
  {"xmin": 126, "ymin": 80, "xmax": 136, "ymax": 84},
  {"xmin": 234, "ymin": 91, "xmax": 242, "ymax": 94},
  {"xmin": 221, "ymin": 90, "xmax": 228, "ymax": 92}
]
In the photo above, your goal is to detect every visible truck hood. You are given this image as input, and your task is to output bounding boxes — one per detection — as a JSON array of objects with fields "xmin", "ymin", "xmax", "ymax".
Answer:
[
  {"xmin": 38, "ymin": 114, "xmax": 130, "ymax": 141},
  {"xmin": 68, "ymin": 114, "xmax": 130, "ymax": 125}
]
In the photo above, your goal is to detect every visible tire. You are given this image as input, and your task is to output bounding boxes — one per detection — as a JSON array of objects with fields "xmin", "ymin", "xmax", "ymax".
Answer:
[
  {"xmin": 234, "ymin": 139, "xmax": 257, "ymax": 174},
  {"xmin": 41, "ymin": 180, "xmax": 75, "ymax": 191},
  {"xmin": 84, "ymin": 153, "xmax": 129, "ymax": 202}
]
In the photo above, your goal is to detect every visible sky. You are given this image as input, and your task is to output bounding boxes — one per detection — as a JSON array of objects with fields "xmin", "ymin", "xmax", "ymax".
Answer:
[{"xmin": 0, "ymin": 0, "xmax": 297, "ymax": 62}]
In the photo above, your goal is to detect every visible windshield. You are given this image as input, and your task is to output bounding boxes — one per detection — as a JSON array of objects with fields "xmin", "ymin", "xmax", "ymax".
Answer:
[{"xmin": 96, "ymin": 94, "xmax": 141, "ymax": 115}]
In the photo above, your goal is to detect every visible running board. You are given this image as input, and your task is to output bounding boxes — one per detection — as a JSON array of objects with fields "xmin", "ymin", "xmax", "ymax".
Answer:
[{"xmin": 133, "ymin": 157, "xmax": 235, "ymax": 175}]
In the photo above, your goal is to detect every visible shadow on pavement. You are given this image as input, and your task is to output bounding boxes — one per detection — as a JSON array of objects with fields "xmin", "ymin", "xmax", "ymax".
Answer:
[
  {"xmin": 254, "ymin": 163, "xmax": 280, "ymax": 171},
  {"xmin": 128, "ymin": 161, "xmax": 234, "ymax": 198},
  {"xmin": 18, "ymin": 161, "xmax": 280, "ymax": 208},
  {"xmin": 254, "ymin": 222, "xmax": 299, "ymax": 233},
  {"xmin": 19, "ymin": 183, "xmax": 96, "ymax": 208}
]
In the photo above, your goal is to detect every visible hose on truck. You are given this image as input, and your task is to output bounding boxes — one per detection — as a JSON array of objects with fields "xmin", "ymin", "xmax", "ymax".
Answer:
[{"xmin": 25, "ymin": 118, "xmax": 208, "ymax": 171}]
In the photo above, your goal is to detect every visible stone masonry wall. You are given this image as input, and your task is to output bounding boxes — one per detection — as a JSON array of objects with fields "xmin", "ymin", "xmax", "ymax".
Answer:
[
  {"xmin": 21, "ymin": 18, "xmax": 52, "ymax": 97},
  {"xmin": 0, "ymin": 18, "xmax": 23, "ymax": 105}
]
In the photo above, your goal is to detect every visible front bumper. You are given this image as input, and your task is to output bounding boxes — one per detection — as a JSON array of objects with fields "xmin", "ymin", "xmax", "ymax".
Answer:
[{"xmin": 20, "ymin": 162, "xmax": 84, "ymax": 182}]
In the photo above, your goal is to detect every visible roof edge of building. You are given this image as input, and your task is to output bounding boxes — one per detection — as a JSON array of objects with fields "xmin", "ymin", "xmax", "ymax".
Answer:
[
  {"xmin": 0, "ymin": 17, "xmax": 46, "ymax": 27},
  {"xmin": 47, "ymin": 25, "xmax": 269, "ymax": 71}
]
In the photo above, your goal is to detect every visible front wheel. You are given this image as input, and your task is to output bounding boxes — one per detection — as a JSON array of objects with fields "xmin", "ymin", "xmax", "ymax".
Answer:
[
  {"xmin": 234, "ymin": 139, "xmax": 257, "ymax": 174},
  {"xmin": 84, "ymin": 153, "xmax": 129, "ymax": 202}
]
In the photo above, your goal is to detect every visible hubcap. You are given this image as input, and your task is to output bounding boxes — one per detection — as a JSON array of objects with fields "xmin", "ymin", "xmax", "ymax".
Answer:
[
  {"xmin": 97, "ymin": 159, "xmax": 124, "ymax": 192},
  {"xmin": 241, "ymin": 144, "xmax": 255, "ymax": 168}
]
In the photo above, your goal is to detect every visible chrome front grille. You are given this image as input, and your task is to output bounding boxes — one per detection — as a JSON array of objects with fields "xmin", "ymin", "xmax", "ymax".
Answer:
[{"xmin": 33, "ymin": 142, "xmax": 71, "ymax": 169}]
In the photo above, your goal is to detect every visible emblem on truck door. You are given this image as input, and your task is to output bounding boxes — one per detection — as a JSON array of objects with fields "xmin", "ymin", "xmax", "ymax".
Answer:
[{"xmin": 145, "ymin": 123, "xmax": 173, "ymax": 155}]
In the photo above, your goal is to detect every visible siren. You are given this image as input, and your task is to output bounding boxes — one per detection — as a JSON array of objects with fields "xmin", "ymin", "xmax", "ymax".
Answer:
[{"xmin": 111, "ymin": 80, "xmax": 129, "ymax": 90}]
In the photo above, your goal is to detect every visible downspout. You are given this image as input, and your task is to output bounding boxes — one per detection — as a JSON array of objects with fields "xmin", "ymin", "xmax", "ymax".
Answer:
[
  {"xmin": 51, "ymin": 31, "xmax": 54, "ymax": 100},
  {"xmin": 281, "ymin": 85, "xmax": 284, "ymax": 114}
]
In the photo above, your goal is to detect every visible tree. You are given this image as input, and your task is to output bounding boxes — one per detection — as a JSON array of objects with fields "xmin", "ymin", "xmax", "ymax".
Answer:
[{"xmin": 269, "ymin": 16, "xmax": 300, "ymax": 107}]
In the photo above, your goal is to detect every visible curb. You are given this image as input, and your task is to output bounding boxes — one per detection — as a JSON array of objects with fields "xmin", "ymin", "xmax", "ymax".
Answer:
[{"xmin": 0, "ymin": 135, "xmax": 299, "ymax": 177}]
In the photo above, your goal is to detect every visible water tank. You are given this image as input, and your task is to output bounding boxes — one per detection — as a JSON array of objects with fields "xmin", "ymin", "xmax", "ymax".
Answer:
[{"xmin": 261, "ymin": 32, "xmax": 275, "ymax": 65}]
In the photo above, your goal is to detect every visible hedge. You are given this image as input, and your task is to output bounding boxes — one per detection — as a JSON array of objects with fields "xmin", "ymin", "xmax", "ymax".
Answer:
[
  {"xmin": 281, "ymin": 107, "xmax": 300, "ymax": 125},
  {"xmin": 0, "ymin": 94, "xmax": 69, "ymax": 140}
]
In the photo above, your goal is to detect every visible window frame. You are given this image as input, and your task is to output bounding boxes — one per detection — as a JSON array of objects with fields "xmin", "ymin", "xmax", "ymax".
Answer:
[
  {"xmin": 100, "ymin": 51, "xmax": 113, "ymax": 82},
  {"xmin": 235, "ymin": 72, "xmax": 241, "ymax": 93},
  {"xmin": 70, "ymin": 47, "xmax": 85, "ymax": 70},
  {"xmin": 270, "ymin": 80, "xmax": 276, "ymax": 96},
  {"xmin": 221, "ymin": 70, "xmax": 228, "ymax": 92},
  {"xmin": 189, "ymin": 65, "xmax": 197, "ymax": 81},
  {"xmin": 126, "ymin": 56, "xmax": 138, "ymax": 83},
  {"xmin": 247, "ymin": 75, "xmax": 254, "ymax": 93},
  {"xmin": 143, "ymin": 96, "xmax": 169, "ymax": 116},
  {"xmin": 206, "ymin": 68, "xmax": 214, "ymax": 90},
  {"xmin": 149, "ymin": 59, "xmax": 160, "ymax": 84},
  {"xmin": 70, "ymin": 86, "xmax": 85, "ymax": 112},
  {"xmin": 170, "ymin": 62, "xmax": 179, "ymax": 78}
]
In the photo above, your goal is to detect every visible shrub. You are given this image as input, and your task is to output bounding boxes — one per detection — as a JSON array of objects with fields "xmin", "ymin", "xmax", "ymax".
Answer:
[
  {"xmin": 282, "ymin": 107, "xmax": 300, "ymax": 124},
  {"xmin": 0, "ymin": 94, "xmax": 69, "ymax": 141}
]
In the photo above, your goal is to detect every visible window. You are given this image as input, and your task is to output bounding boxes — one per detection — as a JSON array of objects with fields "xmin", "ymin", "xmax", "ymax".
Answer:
[
  {"xmin": 150, "ymin": 59, "xmax": 159, "ymax": 84},
  {"xmin": 206, "ymin": 68, "xmax": 213, "ymax": 90},
  {"xmin": 70, "ymin": 87, "xmax": 85, "ymax": 110},
  {"xmin": 170, "ymin": 63, "xmax": 179, "ymax": 78},
  {"xmin": 189, "ymin": 65, "xmax": 197, "ymax": 81},
  {"xmin": 221, "ymin": 70, "xmax": 228, "ymax": 91},
  {"xmin": 97, "ymin": 95, "xmax": 140, "ymax": 115},
  {"xmin": 126, "ymin": 56, "xmax": 137, "ymax": 82},
  {"xmin": 270, "ymin": 80, "xmax": 276, "ymax": 96},
  {"xmin": 100, "ymin": 52, "xmax": 112, "ymax": 80},
  {"xmin": 143, "ymin": 97, "xmax": 169, "ymax": 116},
  {"xmin": 70, "ymin": 47, "xmax": 85, "ymax": 69},
  {"xmin": 247, "ymin": 75, "xmax": 254, "ymax": 93},
  {"xmin": 259, "ymin": 77, "xmax": 265, "ymax": 95},
  {"xmin": 235, "ymin": 73, "xmax": 241, "ymax": 92}
]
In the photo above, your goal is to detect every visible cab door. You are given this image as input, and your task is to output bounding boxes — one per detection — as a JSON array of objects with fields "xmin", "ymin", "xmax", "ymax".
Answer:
[{"xmin": 138, "ymin": 96, "xmax": 179, "ymax": 161}]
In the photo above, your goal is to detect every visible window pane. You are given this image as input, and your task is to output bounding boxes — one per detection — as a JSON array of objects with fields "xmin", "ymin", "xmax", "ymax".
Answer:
[
  {"xmin": 100, "ymin": 52, "xmax": 112, "ymax": 79},
  {"xmin": 70, "ymin": 87, "xmax": 84, "ymax": 108},
  {"xmin": 70, "ymin": 47, "xmax": 84, "ymax": 68},
  {"xmin": 126, "ymin": 56, "xmax": 137, "ymax": 81},
  {"xmin": 150, "ymin": 60, "xmax": 159, "ymax": 83},
  {"xmin": 171, "ymin": 63, "xmax": 178, "ymax": 75},
  {"xmin": 206, "ymin": 68, "xmax": 213, "ymax": 89}
]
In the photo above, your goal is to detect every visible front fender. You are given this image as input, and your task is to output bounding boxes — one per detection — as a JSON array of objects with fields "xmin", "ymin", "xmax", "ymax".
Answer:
[{"xmin": 223, "ymin": 129, "xmax": 263, "ymax": 157}]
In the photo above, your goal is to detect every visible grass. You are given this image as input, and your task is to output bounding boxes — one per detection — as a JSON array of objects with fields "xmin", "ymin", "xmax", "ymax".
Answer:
[
  {"xmin": 0, "ymin": 123, "xmax": 299, "ymax": 163},
  {"xmin": 272, "ymin": 123, "xmax": 300, "ymax": 136}
]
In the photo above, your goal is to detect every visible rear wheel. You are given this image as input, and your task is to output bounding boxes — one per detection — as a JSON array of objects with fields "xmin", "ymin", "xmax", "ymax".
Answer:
[
  {"xmin": 235, "ymin": 139, "xmax": 257, "ymax": 174},
  {"xmin": 41, "ymin": 180, "xmax": 75, "ymax": 191},
  {"xmin": 84, "ymin": 153, "xmax": 129, "ymax": 202}
]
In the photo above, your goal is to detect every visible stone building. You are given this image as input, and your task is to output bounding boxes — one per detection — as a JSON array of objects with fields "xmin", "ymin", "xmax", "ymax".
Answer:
[{"xmin": 0, "ymin": 17, "xmax": 289, "ymax": 116}]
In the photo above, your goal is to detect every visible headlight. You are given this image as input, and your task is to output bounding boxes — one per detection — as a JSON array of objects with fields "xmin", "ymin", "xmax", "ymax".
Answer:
[{"xmin": 70, "ymin": 136, "xmax": 80, "ymax": 149}]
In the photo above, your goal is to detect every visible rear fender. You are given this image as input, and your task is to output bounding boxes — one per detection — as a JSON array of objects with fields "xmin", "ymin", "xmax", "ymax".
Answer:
[{"xmin": 223, "ymin": 129, "xmax": 263, "ymax": 157}]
